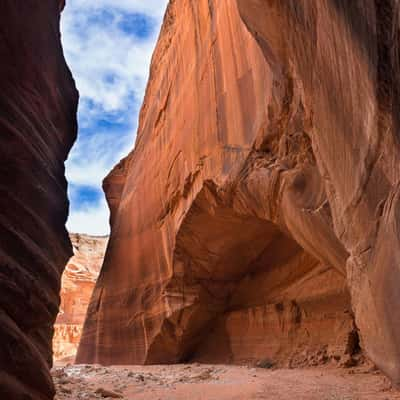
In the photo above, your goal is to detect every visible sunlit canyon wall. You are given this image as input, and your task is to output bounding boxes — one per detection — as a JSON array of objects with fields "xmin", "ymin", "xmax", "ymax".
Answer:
[{"xmin": 78, "ymin": 0, "xmax": 400, "ymax": 385}]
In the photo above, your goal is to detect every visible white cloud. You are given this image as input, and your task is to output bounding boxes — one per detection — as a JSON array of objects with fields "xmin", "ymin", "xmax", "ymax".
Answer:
[
  {"xmin": 66, "ymin": 0, "xmax": 167, "ymax": 19},
  {"xmin": 66, "ymin": 129, "xmax": 132, "ymax": 188},
  {"xmin": 66, "ymin": 198, "xmax": 111, "ymax": 236},
  {"xmin": 62, "ymin": 0, "xmax": 168, "ymax": 235},
  {"xmin": 61, "ymin": 3, "xmax": 164, "ymax": 117}
]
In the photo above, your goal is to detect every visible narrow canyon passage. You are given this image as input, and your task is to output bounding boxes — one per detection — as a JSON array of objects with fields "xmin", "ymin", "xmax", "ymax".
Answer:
[
  {"xmin": 2, "ymin": 0, "xmax": 400, "ymax": 399},
  {"xmin": 53, "ymin": 234, "xmax": 108, "ymax": 364}
]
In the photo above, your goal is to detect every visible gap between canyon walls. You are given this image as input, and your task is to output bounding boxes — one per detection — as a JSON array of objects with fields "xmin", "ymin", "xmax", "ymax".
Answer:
[
  {"xmin": 53, "ymin": 234, "xmax": 108, "ymax": 364},
  {"xmin": 77, "ymin": 0, "xmax": 363, "ymax": 374}
]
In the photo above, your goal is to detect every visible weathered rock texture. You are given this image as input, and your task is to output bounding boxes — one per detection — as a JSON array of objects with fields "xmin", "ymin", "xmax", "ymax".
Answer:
[
  {"xmin": 236, "ymin": 0, "xmax": 400, "ymax": 383},
  {"xmin": 53, "ymin": 234, "xmax": 107, "ymax": 362},
  {"xmin": 78, "ymin": 0, "xmax": 400, "ymax": 384},
  {"xmin": 0, "ymin": 1, "xmax": 78, "ymax": 399}
]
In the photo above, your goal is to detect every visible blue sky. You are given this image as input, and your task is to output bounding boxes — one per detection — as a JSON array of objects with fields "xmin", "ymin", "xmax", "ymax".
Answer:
[{"xmin": 61, "ymin": 0, "xmax": 168, "ymax": 235}]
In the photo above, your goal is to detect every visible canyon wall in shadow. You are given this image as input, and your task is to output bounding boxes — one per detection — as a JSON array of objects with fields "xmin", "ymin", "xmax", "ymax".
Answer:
[
  {"xmin": 0, "ymin": 1, "xmax": 78, "ymax": 398},
  {"xmin": 78, "ymin": 0, "xmax": 400, "ymax": 384}
]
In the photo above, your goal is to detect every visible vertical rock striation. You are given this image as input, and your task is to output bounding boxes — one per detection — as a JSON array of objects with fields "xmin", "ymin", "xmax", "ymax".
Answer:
[
  {"xmin": 78, "ymin": 0, "xmax": 400, "ymax": 385},
  {"xmin": 53, "ymin": 234, "xmax": 107, "ymax": 363},
  {"xmin": 236, "ymin": 0, "xmax": 400, "ymax": 383},
  {"xmin": 0, "ymin": 1, "xmax": 78, "ymax": 399}
]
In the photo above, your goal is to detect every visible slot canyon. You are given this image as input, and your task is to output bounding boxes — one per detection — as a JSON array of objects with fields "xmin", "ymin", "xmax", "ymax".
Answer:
[{"xmin": 2, "ymin": 0, "xmax": 400, "ymax": 399}]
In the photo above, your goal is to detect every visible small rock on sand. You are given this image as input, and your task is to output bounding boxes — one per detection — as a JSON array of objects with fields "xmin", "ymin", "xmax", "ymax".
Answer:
[{"xmin": 95, "ymin": 387, "xmax": 124, "ymax": 398}]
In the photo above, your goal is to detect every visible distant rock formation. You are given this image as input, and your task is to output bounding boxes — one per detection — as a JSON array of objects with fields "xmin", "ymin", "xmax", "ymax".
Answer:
[
  {"xmin": 0, "ymin": 1, "xmax": 78, "ymax": 399},
  {"xmin": 77, "ymin": 0, "xmax": 400, "ymax": 385},
  {"xmin": 53, "ymin": 234, "xmax": 107, "ymax": 363}
]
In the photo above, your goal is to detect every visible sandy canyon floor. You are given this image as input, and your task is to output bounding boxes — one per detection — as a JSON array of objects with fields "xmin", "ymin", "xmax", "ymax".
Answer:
[{"xmin": 53, "ymin": 363, "xmax": 400, "ymax": 400}]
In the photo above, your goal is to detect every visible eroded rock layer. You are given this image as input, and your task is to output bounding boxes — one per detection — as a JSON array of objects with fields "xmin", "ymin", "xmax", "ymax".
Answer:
[
  {"xmin": 0, "ymin": 1, "xmax": 78, "ymax": 399},
  {"xmin": 78, "ymin": 0, "xmax": 400, "ymax": 383},
  {"xmin": 236, "ymin": 0, "xmax": 400, "ymax": 382},
  {"xmin": 53, "ymin": 234, "xmax": 107, "ymax": 363}
]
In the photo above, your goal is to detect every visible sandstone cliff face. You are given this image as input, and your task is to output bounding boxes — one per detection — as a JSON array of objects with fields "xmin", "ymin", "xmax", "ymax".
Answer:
[
  {"xmin": 0, "ymin": 1, "xmax": 78, "ymax": 399},
  {"xmin": 53, "ymin": 234, "xmax": 107, "ymax": 363},
  {"xmin": 236, "ymin": 0, "xmax": 400, "ymax": 383},
  {"xmin": 78, "ymin": 0, "xmax": 400, "ymax": 384}
]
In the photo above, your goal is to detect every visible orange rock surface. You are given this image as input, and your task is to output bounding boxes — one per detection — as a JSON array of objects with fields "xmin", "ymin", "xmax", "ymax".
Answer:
[
  {"xmin": 236, "ymin": 0, "xmax": 400, "ymax": 384},
  {"xmin": 53, "ymin": 234, "xmax": 107, "ymax": 363},
  {"xmin": 78, "ymin": 0, "xmax": 400, "ymax": 386},
  {"xmin": 0, "ymin": 1, "xmax": 78, "ymax": 398}
]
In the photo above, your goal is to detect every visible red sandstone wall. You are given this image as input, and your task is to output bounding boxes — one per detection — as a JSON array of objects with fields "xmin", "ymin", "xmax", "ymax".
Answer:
[
  {"xmin": 78, "ymin": 0, "xmax": 351, "ymax": 368},
  {"xmin": 236, "ymin": 0, "xmax": 400, "ymax": 383},
  {"xmin": 78, "ymin": 0, "xmax": 400, "ymax": 385},
  {"xmin": 0, "ymin": 1, "xmax": 78, "ymax": 398}
]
